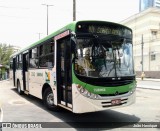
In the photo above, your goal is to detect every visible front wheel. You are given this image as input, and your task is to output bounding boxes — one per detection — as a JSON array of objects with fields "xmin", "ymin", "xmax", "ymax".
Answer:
[{"xmin": 43, "ymin": 88, "xmax": 59, "ymax": 111}]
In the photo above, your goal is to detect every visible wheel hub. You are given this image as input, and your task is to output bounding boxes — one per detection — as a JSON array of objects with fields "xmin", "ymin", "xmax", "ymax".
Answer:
[{"xmin": 47, "ymin": 93, "xmax": 54, "ymax": 105}]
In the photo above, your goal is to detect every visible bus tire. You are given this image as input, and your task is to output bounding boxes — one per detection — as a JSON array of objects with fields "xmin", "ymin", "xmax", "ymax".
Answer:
[
  {"xmin": 17, "ymin": 80, "xmax": 23, "ymax": 95},
  {"xmin": 43, "ymin": 88, "xmax": 59, "ymax": 111}
]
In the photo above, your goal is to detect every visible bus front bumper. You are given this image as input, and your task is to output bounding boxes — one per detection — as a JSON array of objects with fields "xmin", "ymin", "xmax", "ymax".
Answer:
[{"xmin": 72, "ymin": 85, "xmax": 136, "ymax": 113}]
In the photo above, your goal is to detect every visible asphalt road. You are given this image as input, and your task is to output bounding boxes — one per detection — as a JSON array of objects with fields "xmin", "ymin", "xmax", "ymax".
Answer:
[{"xmin": 0, "ymin": 80, "xmax": 160, "ymax": 131}]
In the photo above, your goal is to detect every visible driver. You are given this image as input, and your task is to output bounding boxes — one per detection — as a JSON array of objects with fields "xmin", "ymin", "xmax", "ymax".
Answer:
[{"xmin": 83, "ymin": 49, "xmax": 94, "ymax": 69}]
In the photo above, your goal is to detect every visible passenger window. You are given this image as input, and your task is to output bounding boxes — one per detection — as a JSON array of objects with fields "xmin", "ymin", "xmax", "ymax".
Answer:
[
  {"xmin": 29, "ymin": 48, "xmax": 38, "ymax": 68},
  {"xmin": 39, "ymin": 41, "xmax": 54, "ymax": 68}
]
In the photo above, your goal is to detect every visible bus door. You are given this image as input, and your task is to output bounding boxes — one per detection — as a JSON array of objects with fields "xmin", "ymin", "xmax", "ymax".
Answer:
[
  {"xmin": 22, "ymin": 52, "xmax": 29, "ymax": 91},
  {"xmin": 13, "ymin": 57, "xmax": 16, "ymax": 86},
  {"xmin": 55, "ymin": 31, "xmax": 72, "ymax": 108}
]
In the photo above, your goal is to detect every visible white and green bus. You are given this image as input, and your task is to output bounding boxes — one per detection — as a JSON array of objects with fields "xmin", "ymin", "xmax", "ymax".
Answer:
[{"xmin": 10, "ymin": 20, "xmax": 136, "ymax": 113}]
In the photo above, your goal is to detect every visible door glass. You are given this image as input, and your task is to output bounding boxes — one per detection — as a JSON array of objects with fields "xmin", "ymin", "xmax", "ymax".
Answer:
[{"xmin": 57, "ymin": 37, "xmax": 72, "ymax": 104}]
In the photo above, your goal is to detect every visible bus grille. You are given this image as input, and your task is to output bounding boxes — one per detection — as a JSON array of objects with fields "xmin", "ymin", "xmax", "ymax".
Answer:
[
  {"xmin": 99, "ymin": 91, "xmax": 129, "ymax": 97},
  {"xmin": 93, "ymin": 80, "xmax": 133, "ymax": 87}
]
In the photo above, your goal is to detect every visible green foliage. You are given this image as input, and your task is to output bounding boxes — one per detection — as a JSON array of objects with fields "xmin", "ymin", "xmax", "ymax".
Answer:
[{"xmin": 0, "ymin": 43, "xmax": 14, "ymax": 66}]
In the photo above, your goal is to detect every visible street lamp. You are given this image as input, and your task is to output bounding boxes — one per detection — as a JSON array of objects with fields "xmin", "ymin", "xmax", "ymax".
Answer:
[
  {"xmin": 73, "ymin": 0, "xmax": 76, "ymax": 21},
  {"xmin": 141, "ymin": 34, "xmax": 144, "ymax": 72},
  {"xmin": 37, "ymin": 33, "xmax": 43, "ymax": 40},
  {"xmin": 42, "ymin": 4, "xmax": 54, "ymax": 35}
]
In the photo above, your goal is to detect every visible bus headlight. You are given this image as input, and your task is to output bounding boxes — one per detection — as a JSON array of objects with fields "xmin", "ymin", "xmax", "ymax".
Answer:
[
  {"xmin": 87, "ymin": 92, "xmax": 92, "ymax": 97},
  {"xmin": 80, "ymin": 88, "xmax": 85, "ymax": 93},
  {"xmin": 76, "ymin": 84, "xmax": 99, "ymax": 99}
]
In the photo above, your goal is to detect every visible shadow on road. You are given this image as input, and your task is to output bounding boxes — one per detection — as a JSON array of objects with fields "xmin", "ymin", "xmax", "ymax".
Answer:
[{"xmin": 11, "ymin": 88, "xmax": 140, "ymax": 129}]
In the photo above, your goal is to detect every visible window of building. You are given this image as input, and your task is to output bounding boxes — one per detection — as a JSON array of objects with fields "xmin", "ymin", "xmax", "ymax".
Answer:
[
  {"xmin": 151, "ymin": 31, "xmax": 157, "ymax": 40},
  {"xmin": 151, "ymin": 54, "xmax": 156, "ymax": 61}
]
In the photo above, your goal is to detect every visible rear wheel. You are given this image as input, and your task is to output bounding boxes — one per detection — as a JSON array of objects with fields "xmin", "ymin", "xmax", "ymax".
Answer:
[
  {"xmin": 43, "ymin": 88, "xmax": 59, "ymax": 111},
  {"xmin": 17, "ymin": 80, "xmax": 23, "ymax": 95}
]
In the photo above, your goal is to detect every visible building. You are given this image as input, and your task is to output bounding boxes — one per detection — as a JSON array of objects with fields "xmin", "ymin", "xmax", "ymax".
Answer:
[
  {"xmin": 11, "ymin": 46, "xmax": 21, "ymax": 53},
  {"xmin": 121, "ymin": 7, "xmax": 160, "ymax": 78},
  {"xmin": 140, "ymin": 0, "xmax": 160, "ymax": 11},
  {"xmin": 155, "ymin": 0, "xmax": 160, "ymax": 8}
]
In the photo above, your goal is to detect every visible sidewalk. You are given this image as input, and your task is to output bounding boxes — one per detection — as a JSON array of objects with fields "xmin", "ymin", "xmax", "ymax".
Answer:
[
  {"xmin": 136, "ymin": 77, "xmax": 160, "ymax": 82},
  {"xmin": 137, "ymin": 85, "xmax": 160, "ymax": 90},
  {"xmin": 136, "ymin": 78, "xmax": 160, "ymax": 90},
  {"xmin": 0, "ymin": 79, "xmax": 9, "ymax": 83}
]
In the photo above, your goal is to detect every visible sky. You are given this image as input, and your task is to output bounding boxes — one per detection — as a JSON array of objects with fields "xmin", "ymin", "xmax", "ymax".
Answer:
[{"xmin": 0, "ymin": 0, "xmax": 139, "ymax": 48}]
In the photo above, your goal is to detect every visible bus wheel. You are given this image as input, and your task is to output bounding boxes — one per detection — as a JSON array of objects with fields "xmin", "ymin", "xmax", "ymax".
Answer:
[
  {"xmin": 43, "ymin": 88, "xmax": 58, "ymax": 111},
  {"xmin": 17, "ymin": 81, "xmax": 23, "ymax": 95}
]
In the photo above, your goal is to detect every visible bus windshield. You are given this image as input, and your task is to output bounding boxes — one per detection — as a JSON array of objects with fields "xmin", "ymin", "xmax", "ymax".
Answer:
[{"xmin": 74, "ymin": 34, "xmax": 134, "ymax": 78}]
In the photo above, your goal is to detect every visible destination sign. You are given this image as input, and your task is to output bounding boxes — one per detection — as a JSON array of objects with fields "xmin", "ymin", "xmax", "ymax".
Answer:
[
  {"xmin": 76, "ymin": 23, "xmax": 132, "ymax": 38},
  {"xmin": 88, "ymin": 25, "xmax": 124, "ymax": 36}
]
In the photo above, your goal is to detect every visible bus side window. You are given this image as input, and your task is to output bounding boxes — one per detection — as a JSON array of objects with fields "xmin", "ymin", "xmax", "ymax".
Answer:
[
  {"xmin": 39, "ymin": 45, "xmax": 43, "ymax": 56},
  {"xmin": 29, "ymin": 48, "xmax": 39, "ymax": 68},
  {"xmin": 39, "ymin": 41, "xmax": 54, "ymax": 68},
  {"xmin": 16, "ymin": 54, "xmax": 22, "ymax": 70},
  {"xmin": 19, "ymin": 54, "xmax": 22, "ymax": 69},
  {"xmin": 10, "ymin": 59, "xmax": 13, "ymax": 70},
  {"xmin": 26, "ymin": 54, "xmax": 29, "ymax": 69},
  {"xmin": 16, "ymin": 56, "xmax": 19, "ymax": 69}
]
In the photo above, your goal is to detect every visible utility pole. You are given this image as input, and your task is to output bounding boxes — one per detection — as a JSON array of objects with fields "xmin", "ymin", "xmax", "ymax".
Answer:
[
  {"xmin": 73, "ymin": 0, "xmax": 76, "ymax": 21},
  {"xmin": 42, "ymin": 4, "xmax": 53, "ymax": 35},
  {"xmin": 141, "ymin": 34, "xmax": 144, "ymax": 72},
  {"xmin": 37, "ymin": 33, "xmax": 42, "ymax": 40}
]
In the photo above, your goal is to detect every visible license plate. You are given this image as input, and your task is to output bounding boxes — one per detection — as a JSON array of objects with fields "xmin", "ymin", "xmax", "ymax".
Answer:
[{"xmin": 111, "ymin": 99, "xmax": 121, "ymax": 105}]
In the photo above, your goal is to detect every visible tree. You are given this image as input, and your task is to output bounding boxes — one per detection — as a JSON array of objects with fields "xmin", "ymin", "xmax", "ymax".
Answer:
[{"xmin": 0, "ymin": 43, "xmax": 14, "ymax": 66}]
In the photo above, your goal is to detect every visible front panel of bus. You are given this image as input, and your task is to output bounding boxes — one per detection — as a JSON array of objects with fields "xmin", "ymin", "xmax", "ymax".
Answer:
[{"xmin": 71, "ymin": 21, "xmax": 136, "ymax": 113}]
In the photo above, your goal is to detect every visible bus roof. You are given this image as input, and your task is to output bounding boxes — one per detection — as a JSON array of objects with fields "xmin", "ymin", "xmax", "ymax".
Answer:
[{"xmin": 10, "ymin": 20, "xmax": 131, "ymax": 58}]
